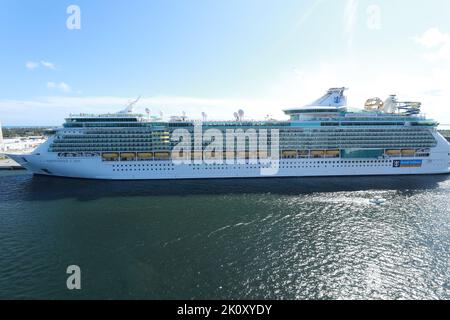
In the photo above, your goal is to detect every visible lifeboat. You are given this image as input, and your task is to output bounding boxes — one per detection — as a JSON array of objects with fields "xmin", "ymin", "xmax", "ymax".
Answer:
[
  {"xmin": 282, "ymin": 150, "xmax": 297, "ymax": 158},
  {"xmin": 325, "ymin": 150, "xmax": 340, "ymax": 157},
  {"xmin": 172, "ymin": 150, "xmax": 190, "ymax": 160},
  {"xmin": 401, "ymin": 149, "xmax": 415, "ymax": 156},
  {"xmin": 137, "ymin": 152, "xmax": 153, "ymax": 159},
  {"xmin": 386, "ymin": 149, "xmax": 401, "ymax": 156},
  {"xmin": 236, "ymin": 151, "xmax": 246, "ymax": 159},
  {"xmin": 225, "ymin": 151, "xmax": 236, "ymax": 159},
  {"xmin": 102, "ymin": 153, "xmax": 119, "ymax": 161},
  {"xmin": 204, "ymin": 151, "xmax": 223, "ymax": 160},
  {"xmin": 154, "ymin": 152, "xmax": 171, "ymax": 160},
  {"xmin": 311, "ymin": 150, "xmax": 325, "ymax": 158},
  {"xmin": 248, "ymin": 151, "xmax": 258, "ymax": 159},
  {"xmin": 258, "ymin": 151, "xmax": 268, "ymax": 159},
  {"xmin": 192, "ymin": 151, "xmax": 203, "ymax": 160},
  {"xmin": 298, "ymin": 150, "xmax": 309, "ymax": 158},
  {"xmin": 120, "ymin": 152, "xmax": 136, "ymax": 161}
]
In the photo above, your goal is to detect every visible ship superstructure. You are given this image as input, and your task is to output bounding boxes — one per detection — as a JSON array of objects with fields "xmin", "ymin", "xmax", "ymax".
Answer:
[{"xmin": 6, "ymin": 88, "xmax": 450, "ymax": 179}]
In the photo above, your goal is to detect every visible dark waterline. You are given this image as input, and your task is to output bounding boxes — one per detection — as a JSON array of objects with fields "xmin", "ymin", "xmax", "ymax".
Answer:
[{"xmin": 0, "ymin": 171, "xmax": 449, "ymax": 299}]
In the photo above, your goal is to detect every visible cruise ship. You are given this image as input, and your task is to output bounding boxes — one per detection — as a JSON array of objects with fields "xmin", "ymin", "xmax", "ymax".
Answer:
[{"xmin": 5, "ymin": 88, "xmax": 450, "ymax": 180}]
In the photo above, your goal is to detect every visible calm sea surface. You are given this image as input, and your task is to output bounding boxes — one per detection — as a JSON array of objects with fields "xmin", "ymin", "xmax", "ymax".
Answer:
[{"xmin": 0, "ymin": 171, "xmax": 449, "ymax": 299}]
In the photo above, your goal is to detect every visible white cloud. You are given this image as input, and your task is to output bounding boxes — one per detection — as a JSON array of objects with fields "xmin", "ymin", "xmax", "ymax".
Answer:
[
  {"xmin": 46, "ymin": 82, "xmax": 56, "ymax": 89},
  {"xmin": 25, "ymin": 60, "xmax": 56, "ymax": 70},
  {"xmin": 58, "ymin": 82, "xmax": 71, "ymax": 92},
  {"xmin": 46, "ymin": 82, "xmax": 71, "ymax": 93},
  {"xmin": 415, "ymin": 28, "xmax": 450, "ymax": 62},
  {"xmin": 41, "ymin": 61, "xmax": 56, "ymax": 69},
  {"xmin": 415, "ymin": 28, "xmax": 450, "ymax": 48},
  {"xmin": 25, "ymin": 61, "xmax": 39, "ymax": 70}
]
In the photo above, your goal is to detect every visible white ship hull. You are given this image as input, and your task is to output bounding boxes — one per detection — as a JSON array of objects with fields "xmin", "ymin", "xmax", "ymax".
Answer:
[
  {"xmin": 8, "ymin": 157, "xmax": 450, "ymax": 180},
  {"xmin": 7, "ymin": 134, "xmax": 450, "ymax": 180}
]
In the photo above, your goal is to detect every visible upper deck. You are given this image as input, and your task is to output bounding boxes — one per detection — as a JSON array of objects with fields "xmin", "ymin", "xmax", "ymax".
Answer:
[
  {"xmin": 62, "ymin": 112, "xmax": 438, "ymax": 130},
  {"xmin": 61, "ymin": 88, "xmax": 438, "ymax": 130}
]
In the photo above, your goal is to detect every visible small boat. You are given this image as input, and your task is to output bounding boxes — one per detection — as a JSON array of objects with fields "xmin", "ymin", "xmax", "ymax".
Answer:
[
  {"xmin": 386, "ymin": 149, "xmax": 401, "ymax": 156},
  {"xmin": 282, "ymin": 150, "xmax": 298, "ymax": 158},
  {"xmin": 370, "ymin": 196, "xmax": 386, "ymax": 205}
]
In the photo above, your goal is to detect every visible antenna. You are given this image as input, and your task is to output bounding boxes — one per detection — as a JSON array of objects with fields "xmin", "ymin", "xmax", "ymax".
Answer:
[
  {"xmin": 145, "ymin": 108, "xmax": 151, "ymax": 121},
  {"xmin": 201, "ymin": 112, "xmax": 207, "ymax": 121}
]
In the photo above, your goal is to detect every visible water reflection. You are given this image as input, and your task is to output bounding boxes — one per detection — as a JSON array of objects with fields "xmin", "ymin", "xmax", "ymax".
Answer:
[{"xmin": 0, "ymin": 172, "xmax": 448, "ymax": 202}]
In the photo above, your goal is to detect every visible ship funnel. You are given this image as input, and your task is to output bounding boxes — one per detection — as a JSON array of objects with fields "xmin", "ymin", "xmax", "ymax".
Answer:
[{"xmin": 308, "ymin": 87, "xmax": 348, "ymax": 107}]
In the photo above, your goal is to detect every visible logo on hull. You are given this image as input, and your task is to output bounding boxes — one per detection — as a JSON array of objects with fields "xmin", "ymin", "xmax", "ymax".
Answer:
[{"xmin": 393, "ymin": 160, "xmax": 422, "ymax": 168}]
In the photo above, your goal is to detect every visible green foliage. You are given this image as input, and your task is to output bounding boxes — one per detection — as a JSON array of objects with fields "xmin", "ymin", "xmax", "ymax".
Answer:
[{"xmin": 2, "ymin": 127, "xmax": 51, "ymax": 138}]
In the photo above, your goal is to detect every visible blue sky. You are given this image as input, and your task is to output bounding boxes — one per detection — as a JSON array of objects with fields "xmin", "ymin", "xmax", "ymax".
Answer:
[{"xmin": 1, "ymin": 0, "xmax": 450, "ymax": 126}]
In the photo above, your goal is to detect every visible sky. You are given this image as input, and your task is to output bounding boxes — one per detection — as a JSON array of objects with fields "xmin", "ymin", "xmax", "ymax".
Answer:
[{"xmin": 0, "ymin": 0, "xmax": 450, "ymax": 126}]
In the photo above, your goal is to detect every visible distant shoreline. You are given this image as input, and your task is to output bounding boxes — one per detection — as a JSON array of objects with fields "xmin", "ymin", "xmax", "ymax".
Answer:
[
  {"xmin": 2, "ymin": 126, "xmax": 57, "ymax": 129},
  {"xmin": 1, "ymin": 127, "xmax": 55, "ymax": 138}
]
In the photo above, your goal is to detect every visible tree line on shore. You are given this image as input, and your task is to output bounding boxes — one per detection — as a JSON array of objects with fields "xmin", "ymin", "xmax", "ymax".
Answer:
[{"xmin": 2, "ymin": 127, "xmax": 53, "ymax": 138}]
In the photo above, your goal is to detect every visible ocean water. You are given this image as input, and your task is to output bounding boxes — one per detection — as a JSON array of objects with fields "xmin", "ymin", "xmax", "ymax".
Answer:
[{"xmin": 0, "ymin": 171, "xmax": 449, "ymax": 300}]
